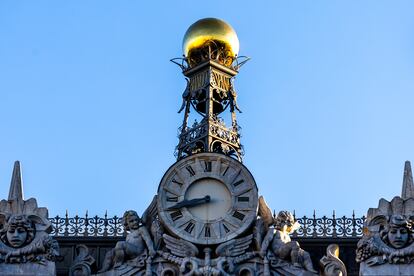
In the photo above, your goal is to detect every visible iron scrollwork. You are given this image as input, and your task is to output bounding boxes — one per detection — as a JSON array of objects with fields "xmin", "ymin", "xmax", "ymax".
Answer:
[
  {"xmin": 49, "ymin": 213, "xmax": 124, "ymax": 237},
  {"xmin": 49, "ymin": 213, "xmax": 364, "ymax": 238}
]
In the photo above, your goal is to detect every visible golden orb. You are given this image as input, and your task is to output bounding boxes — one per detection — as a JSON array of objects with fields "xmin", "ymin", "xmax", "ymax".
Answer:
[{"xmin": 182, "ymin": 18, "xmax": 239, "ymax": 58}]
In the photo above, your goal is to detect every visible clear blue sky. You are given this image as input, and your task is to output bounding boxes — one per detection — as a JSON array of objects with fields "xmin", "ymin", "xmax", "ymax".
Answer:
[{"xmin": 0, "ymin": 1, "xmax": 413, "ymax": 218}]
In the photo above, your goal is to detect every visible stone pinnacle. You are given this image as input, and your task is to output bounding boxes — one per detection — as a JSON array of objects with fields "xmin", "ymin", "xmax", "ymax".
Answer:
[{"xmin": 401, "ymin": 160, "xmax": 414, "ymax": 199}]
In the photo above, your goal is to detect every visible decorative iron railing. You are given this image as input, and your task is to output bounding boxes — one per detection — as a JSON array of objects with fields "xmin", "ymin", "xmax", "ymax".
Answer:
[
  {"xmin": 178, "ymin": 120, "xmax": 207, "ymax": 146},
  {"xmin": 49, "ymin": 212, "xmax": 124, "ymax": 237},
  {"xmin": 292, "ymin": 211, "xmax": 365, "ymax": 238},
  {"xmin": 49, "ymin": 212, "xmax": 365, "ymax": 238},
  {"xmin": 177, "ymin": 117, "xmax": 241, "ymax": 149},
  {"xmin": 209, "ymin": 117, "xmax": 240, "ymax": 145}
]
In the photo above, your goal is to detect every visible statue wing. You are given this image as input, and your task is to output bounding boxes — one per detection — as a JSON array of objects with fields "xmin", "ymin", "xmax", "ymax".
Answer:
[
  {"xmin": 254, "ymin": 218, "xmax": 266, "ymax": 250},
  {"xmin": 163, "ymin": 233, "xmax": 199, "ymax": 257},
  {"xmin": 150, "ymin": 219, "xmax": 164, "ymax": 250},
  {"xmin": 258, "ymin": 196, "xmax": 273, "ymax": 228},
  {"xmin": 142, "ymin": 196, "xmax": 164, "ymax": 249},
  {"xmin": 215, "ymin": 234, "xmax": 253, "ymax": 257},
  {"xmin": 141, "ymin": 195, "xmax": 158, "ymax": 227}
]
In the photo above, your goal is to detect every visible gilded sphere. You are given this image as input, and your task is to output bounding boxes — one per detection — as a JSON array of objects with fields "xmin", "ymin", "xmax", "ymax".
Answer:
[{"xmin": 182, "ymin": 18, "xmax": 239, "ymax": 58}]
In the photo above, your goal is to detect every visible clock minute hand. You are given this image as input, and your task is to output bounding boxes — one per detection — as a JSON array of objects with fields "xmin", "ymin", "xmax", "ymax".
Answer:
[{"xmin": 167, "ymin": 195, "xmax": 211, "ymax": 210}]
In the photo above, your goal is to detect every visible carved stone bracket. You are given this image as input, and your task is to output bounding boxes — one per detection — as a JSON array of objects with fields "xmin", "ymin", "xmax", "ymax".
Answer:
[
  {"xmin": 320, "ymin": 244, "xmax": 347, "ymax": 276},
  {"xmin": 69, "ymin": 244, "xmax": 95, "ymax": 276}
]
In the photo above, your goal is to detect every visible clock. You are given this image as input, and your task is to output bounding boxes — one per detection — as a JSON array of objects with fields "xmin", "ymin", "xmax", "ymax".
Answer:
[{"xmin": 157, "ymin": 153, "xmax": 258, "ymax": 245}]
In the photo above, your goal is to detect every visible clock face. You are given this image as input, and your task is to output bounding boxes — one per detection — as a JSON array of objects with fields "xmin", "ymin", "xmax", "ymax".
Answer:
[{"xmin": 157, "ymin": 153, "xmax": 258, "ymax": 245}]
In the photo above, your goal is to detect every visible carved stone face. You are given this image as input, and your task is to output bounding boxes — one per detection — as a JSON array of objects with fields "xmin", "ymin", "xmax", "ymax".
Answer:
[
  {"xmin": 275, "ymin": 211, "xmax": 298, "ymax": 233},
  {"xmin": 0, "ymin": 215, "xmax": 34, "ymax": 248},
  {"xmin": 281, "ymin": 220, "xmax": 294, "ymax": 233},
  {"xmin": 122, "ymin": 210, "xmax": 141, "ymax": 231},
  {"xmin": 6, "ymin": 225, "xmax": 28, "ymax": 248},
  {"xmin": 127, "ymin": 215, "xmax": 140, "ymax": 231},
  {"xmin": 387, "ymin": 225, "xmax": 409, "ymax": 249}
]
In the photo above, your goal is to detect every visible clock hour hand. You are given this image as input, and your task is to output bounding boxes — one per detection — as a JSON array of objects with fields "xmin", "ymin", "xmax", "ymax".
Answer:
[{"xmin": 167, "ymin": 195, "xmax": 211, "ymax": 210}]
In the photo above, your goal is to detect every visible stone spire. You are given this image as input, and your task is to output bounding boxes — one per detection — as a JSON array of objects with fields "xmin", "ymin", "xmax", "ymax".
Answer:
[
  {"xmin": 8, "ymin": 160, "xmax": 24, "ymax": 201},
  {"xmin": 7, "ymin": 161, "xmax": 24, "ymax": 214},
  {"xmin": 401, "ymin": 160, "xmax": 414, "ymax": 200}
]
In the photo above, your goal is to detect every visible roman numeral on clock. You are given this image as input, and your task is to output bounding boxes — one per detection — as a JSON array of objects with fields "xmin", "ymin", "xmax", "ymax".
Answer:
[
  {"xmin": 232, "ymin": 211, "xmax": 245, "ymax": 221},
  {"xmin": 167, "ymin": 196, "xmax": 178, "ymax": 202},
  {"xmin": 222, "ymin": 166, "xmax": 229, "ymax": 176},
  {"xmin": 184, "ymin": 222, "xmax": 195, "ymax": 234},
  {"xmin": 230, "ymin": 169, "xmax": 242, "ymax": 186},
  {"xmin": 203, "ymin": 161, "xmax": 212, "ymax": 172},
  {"xmin": 223, "ymin": 223, "xmax": 230, "ymax": 233},
  {"xmin": 232, "ymin": 179, "xmax": 244, "ymax": 187},
  {"xmin": 237, "ymin": 196, "xmax": 249, "ymax": 202},
  {"xmin": 171, "ymin": 178, "xmax": 183, "ymax": 186},
  {"xmin": 185, "ymin": 165, "xmax": 196, "ymax": 176},
  {"xmin": 204, "ymin": 225, "xmax": 211, "ymax": 237},
  {"xmin": 170, "ymin": 210, "xmax": 183, "ymax": 221}
]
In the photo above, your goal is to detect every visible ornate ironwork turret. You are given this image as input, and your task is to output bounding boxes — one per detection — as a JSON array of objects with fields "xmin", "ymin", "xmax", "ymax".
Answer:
[{"xmin": 172, "ymin": 18, "xmax": 249, "ymax": 161}]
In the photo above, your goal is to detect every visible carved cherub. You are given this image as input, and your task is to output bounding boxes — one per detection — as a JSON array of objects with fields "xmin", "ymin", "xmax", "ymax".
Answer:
[
  {"xmin": 99, "ymin": 210, "xmax": 155, "ymax": 272},
  {"xmin": 258, "ymin": 196, "xmax": 316, "ymax": 273}
]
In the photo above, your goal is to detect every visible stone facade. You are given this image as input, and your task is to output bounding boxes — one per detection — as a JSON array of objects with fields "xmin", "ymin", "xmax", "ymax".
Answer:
[
  {"xmin": 0, "ymin": 162, "xmax": 61, "ymax": 275},
  {"xmin": 357, "ymin": 161, "xmax": 414, "ymax": 275}
]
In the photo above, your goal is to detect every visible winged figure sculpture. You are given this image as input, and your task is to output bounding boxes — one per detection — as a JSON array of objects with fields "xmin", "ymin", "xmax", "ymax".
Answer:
[
  {"xmin": 215, "ymin": 234, "xmax": 253, "ymax": 257},
  {"xmin": 163, "ymin": 233, "xmax": 199, "ymax": 257}
]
